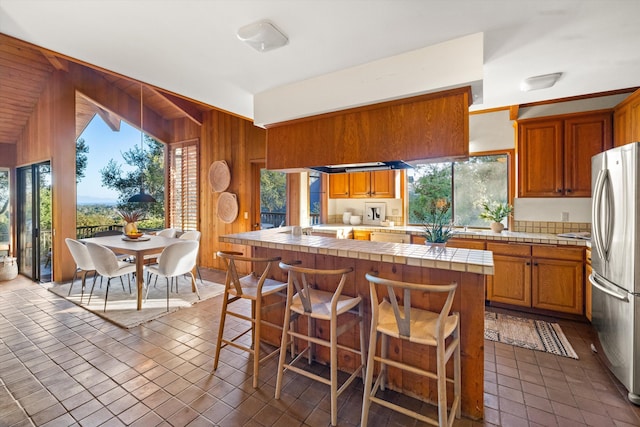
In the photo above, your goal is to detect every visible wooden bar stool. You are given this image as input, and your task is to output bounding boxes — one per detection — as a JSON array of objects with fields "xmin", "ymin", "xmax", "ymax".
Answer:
[
  {"xmin": 275, "ymin": 262, "xmax": 366, "ymax": 427},
  {"xmin": 213, "ymin": 251, "xmax": 288, "ymax": 388},
  {"xmin": 361, "ymin": 272, "xmax": 461, "ymax": 427}
]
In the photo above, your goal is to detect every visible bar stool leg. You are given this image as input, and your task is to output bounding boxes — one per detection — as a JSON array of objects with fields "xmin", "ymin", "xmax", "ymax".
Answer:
[
  {"xmin": 213, "ymin": 289, "xmax": 230, "ymax": 371},
  {"xmin": 330, "ymin": 315, "xmax": 338, "ymax": 426},
  {"xmin": 253, "ymin": 297, "xmax": 261, "ymax": 388},
  {"xmin": 275, "ymin": 283, "xmax": 293, "ymax": 399}
]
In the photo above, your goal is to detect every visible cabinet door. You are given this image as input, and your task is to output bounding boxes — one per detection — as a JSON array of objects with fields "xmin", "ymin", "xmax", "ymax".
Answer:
[
  {"xmin": 532, "ymin": 258, "xmax": 584, "ymax": 315},
  {"xmin": 487, "ymin": 255, "xmax": 532, "ymax": 307},
  {"xmin": 349, "ymin": 172, "xmax": 371, "ymax": 198},
  {"xmin": 518, "ymin": 119, "xmax": 564, "ymax": 197},
  {"xmin": 370, "ymin": 170, "xmax": 395, "ymax": 198},
  {"xmin": 631, "ymin": 96, "xmax": 640, "ymax": 143},
  {"xmin": 614, "ymin": 104, "xmax": 631, "ymax": 147},
  {"xmin": 447, "ymin": 238, "xmax": 486, "ymax": 250},
  {"xmin": 353, "ymin": 230, "xmax": 371, "ymax": 240},
  {"xmin": 329, "ymin": 174, "xmax": 350, "ymax": 198},
  {"xmin": 564, "ymin": 112, "xmax": 612, "ymax": 197}
]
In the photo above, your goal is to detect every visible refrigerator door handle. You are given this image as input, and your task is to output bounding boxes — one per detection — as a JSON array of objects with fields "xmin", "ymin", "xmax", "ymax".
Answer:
[
  {"xmin": 590, "ymin": 273, "xmax": 629, "ymax": 302},
  {"xmin": 592, "ymin": 168, "xmax": 611, "ymax": 261}
]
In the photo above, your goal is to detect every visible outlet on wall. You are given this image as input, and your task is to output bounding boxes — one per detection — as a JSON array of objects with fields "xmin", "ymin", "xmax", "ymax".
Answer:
[{"xmin": 561, "ymin": 212, "xmax": 569, "ymax": 222}]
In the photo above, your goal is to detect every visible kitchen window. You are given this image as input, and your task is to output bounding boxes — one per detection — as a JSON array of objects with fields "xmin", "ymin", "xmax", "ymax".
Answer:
[{"xmin": 407, "ymin": 151, "xmax": 513, "ymax": 228}]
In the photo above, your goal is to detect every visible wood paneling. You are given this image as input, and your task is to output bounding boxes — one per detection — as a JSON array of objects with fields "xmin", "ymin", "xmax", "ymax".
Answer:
[
  {"xmin": 266, "ymin": 88, "xmax": 471, "ymax": 170},
  {"xmin": 200, "ymin": 110, "xmax": 267, "ymax": 271},
  {"xmin": 0, "ymin": 143, "xmax": 16, "ymax": 167}
]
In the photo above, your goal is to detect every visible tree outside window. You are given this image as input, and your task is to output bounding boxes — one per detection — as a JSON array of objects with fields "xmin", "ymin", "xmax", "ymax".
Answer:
[{"xmin": 408, "ymin": 153, "xmax": 510, "ymax": 228}]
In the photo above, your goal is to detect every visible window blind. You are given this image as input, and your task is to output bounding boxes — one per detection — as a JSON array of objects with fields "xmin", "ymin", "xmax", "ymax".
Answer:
[{"xmin": 169, "ymin": 141, "xmax": 198, "ymax": 231}]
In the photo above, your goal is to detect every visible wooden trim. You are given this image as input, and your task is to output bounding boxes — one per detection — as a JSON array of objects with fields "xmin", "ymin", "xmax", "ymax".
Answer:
[
  {"xmin": 518, "ymin": 87, "xmax": 638, "ymax": 109},
  {"xmin": 469, "ymin": 106, "xmax": 511, "ymax": 116}
]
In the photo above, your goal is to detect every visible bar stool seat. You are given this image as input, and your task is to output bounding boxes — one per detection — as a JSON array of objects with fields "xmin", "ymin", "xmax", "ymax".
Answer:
[
  {"xmin": 275, "ymin": 262, "xmax": 366, "ymax": 427},
  {"xmin": 213, "ymin": 251, "xmax": 288, "ymax": 388},
  {"xmin": 361, "ymin": 272, "xmax": 461, "ymax": 427}
]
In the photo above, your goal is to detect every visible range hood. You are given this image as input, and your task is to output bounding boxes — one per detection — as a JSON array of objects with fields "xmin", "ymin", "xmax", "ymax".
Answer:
[{"xmin": 308, "ymin": 160, "xmax": 413, "ymax": 174}]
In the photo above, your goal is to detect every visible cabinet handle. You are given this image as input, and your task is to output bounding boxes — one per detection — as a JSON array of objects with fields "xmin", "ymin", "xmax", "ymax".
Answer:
[
  {"xmin": 534, "ymin": 262, "xmax": 539, "ymax": 266},
  {"xmin": 556, "ymin": 188, "xmax": 562, "ymax": 193},
  {"xmin": 566, "ymin": 189, "xmax": 572, "ymax": 193},
  {"xmin": 526, "ymin": 262, "xmax": 530, "ymax": 266}
]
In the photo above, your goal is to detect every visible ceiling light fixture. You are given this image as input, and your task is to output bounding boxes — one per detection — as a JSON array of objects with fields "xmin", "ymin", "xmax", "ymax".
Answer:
[
  {"xmin": 128, "ymin": 84, "xmax": 157, "ymax": 203},
  {"xmin": 520, "ymin": 72, "xmax": 562, "ymax": 92},
  {"xmin": 237, "ymin": 20, "xmax": 288, "ymax": 52}
]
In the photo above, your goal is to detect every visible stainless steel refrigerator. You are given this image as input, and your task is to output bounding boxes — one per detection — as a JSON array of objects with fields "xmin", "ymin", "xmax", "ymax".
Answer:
[{"xmin": 591, "ymin": 141, "xmax": 640, "ymax": 404}]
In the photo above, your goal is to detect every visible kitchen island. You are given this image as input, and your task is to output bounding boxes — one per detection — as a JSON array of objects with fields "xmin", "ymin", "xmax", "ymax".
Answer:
[{"xmin": 220, "ymin": 228, "xmax": 493, "ymax": 419}]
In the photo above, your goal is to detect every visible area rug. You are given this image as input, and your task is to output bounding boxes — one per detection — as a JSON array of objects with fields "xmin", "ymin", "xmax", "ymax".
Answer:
[
  {"xmin": 484, "ymin": 311, "xmax": 579, "ymax": 359},
  {"xmin": 48, "ymin": 275, "xmax": 225, "ymax": 328}
]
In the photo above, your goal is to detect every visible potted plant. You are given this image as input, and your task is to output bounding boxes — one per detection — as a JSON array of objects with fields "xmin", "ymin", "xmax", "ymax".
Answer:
[
  {"xmin": 479, "ymin": 201, "xmax": 513, "ymax": 233},
  {"xmin": 416, "ymin": 198, "xmax": 455, "ymax": 246}
]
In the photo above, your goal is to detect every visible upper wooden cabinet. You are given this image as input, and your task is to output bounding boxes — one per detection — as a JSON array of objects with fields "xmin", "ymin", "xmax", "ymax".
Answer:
[
  {"xmin": 265, "ymin": 88, "xmax": 471, "ymax": 170},
  {"xmin": 613, "ymin": 89, "xmax": 640, "ymax": 147},
  {"xmin": 329, "ymin": 170, "xmax": 395, "ymax": 199},
  {"xmin": 517, "ymin": 111, "xmax": 612, "ymax": 197}
]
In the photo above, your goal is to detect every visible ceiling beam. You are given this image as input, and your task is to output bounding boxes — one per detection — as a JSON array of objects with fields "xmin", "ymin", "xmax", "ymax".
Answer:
[
  {"xmin": 156, "ymin": 90, "xmax": 204, "ymax": 126},
  {"xmin": 96, "ymin": 107, "xmax": 121, "ymax": 132}
]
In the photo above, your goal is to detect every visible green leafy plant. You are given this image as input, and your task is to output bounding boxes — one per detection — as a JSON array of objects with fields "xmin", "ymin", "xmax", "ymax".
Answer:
[
  {"xmin": 479, "ymin": 201, "xmax": 513, "ymax": 223},
  {"xmin": 416, "ymin": 198, "xmax": 455, "ymax": 243}
]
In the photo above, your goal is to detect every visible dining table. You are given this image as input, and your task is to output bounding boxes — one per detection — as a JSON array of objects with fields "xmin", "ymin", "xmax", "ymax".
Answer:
[{"xmin": 81, "ymin": 234, "xmax": 191, "ymax": 310}]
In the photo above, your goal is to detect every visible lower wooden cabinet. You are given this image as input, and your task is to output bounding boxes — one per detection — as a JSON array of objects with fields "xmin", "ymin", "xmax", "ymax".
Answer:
[
  {"xmin": 486, "ymin": 242, "xmax": 585, "ymax": 315},
  {"xmin": 353, "ymin": 230, "xmax": 371, "ymax": 240}
]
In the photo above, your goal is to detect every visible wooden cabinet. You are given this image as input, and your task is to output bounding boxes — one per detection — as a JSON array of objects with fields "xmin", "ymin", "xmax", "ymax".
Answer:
[
  {"xmin": 487, "ymin": 242, "xmax": 585, "ymax": 315},
  {"xmin": 353, "ymin": 230, "xmax": 371, "ymax": 240},
  {"xmin": 447, "ymin": 238, "xmax": 486, "ymax": 250},
  {"xmin": 486, "ymin": 243, "xmax": 532, "ymax": 307},
  {"xmin": 585, "ymin": 247, "xmax": 592, "ymax": 321},
  {"xmin": 329, "ymin": 173, "xmax": 350, "ymax": 198},
  {"xmin": 517, "ymin": 111, "xmax": 612, "ymax": 197},
  {"xmin": 532, "ymin": 247, "xmax": 584, "ymax": 315},
  {"xmin": 329, "ymin": 170, "xmax": 395, "ymax": 199},
  {"xmin": 613, "ymin": 89, "xmax": 640, "ymax": 147}
]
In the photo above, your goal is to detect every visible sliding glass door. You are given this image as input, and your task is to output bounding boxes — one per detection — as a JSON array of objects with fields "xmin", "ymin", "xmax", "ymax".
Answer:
[{"xmin": 17, "ymin": 162, "xmax": 51, "ymax": 282}]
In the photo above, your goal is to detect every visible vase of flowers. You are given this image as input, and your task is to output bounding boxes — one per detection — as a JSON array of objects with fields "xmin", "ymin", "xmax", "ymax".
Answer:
[
  {"xmin": 479, "ymin": 201, "xmax": 513, "ymax": 233},
  {"xmin": 117, "ymin": 208, "xmax": 145, "ymax": 235},
  {"xmin": 417, "ymin": 198, "xmax": 455, "ymax": 246}
]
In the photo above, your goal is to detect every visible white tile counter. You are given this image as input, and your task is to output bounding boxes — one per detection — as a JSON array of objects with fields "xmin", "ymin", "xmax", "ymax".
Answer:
[{"xmin": 219, "ymin": 227, "xmax": 494, "ymax": 275}]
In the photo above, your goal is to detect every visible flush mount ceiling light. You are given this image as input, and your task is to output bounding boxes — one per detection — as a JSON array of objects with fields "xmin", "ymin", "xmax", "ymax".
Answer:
[
  {"xmin": 520, "ymin": 72, "xmax": 562, "ymax": 92},
  {"xmin": 237, "ymin": 20, "xmax": 288, "ymax": 52}
]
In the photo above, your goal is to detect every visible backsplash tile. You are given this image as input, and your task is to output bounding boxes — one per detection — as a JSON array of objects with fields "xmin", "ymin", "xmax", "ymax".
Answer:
[{"xmin": 512, "ymin": 220, "xmax": 591, "ymax": 234}]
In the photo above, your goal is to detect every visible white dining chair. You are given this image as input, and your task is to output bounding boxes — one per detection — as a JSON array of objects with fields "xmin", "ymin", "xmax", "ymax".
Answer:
[
  {"xmin": 178, "ymin": 230, "xmax": 203, "ymax": 285},
  {"xmin": 65, "ymin": 238, "xmax": 98, "ymax": 303},
  {"xmin": 85, "ymin": 242, "xmax": 137, "ymax": 312},
  {"xmin": 144, "ymin": 240, "xmax": 200, "ymax": 311},
  {"xmin": 143, "ymin": 228, "xmax": 178, "ymax": 264}
]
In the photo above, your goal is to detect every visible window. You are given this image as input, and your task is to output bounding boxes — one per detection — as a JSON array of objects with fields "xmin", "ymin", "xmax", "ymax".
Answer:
[
  {"xmin": 309, "ymin": 170, "xmax": 322, "ymax": 225},
  {"xmin": 0, "ymin": 168, "xmax": 10, "ymax": 255},
  {"xmin": 407, "ymin": 152, "xmax": 511, "ymax": 228},
  {"xmin": 260, "ymin": 169, "xmax": 287, "ymax": 228},
  {"xmin": 169, "ymin": 141, "xmax": 198, "ymax": 231}
]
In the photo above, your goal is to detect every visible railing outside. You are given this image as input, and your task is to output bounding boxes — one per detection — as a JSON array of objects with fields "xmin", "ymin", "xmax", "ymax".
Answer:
[{"xmin": 260, "ymin": 212, "xmax": 321, "ymax": 228}]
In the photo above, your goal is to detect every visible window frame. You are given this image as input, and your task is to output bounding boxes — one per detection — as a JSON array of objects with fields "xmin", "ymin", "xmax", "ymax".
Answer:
[
  {"xmin": 405, "ymin": 149, "xmax": 515, "ymax": 228},
  {"xmin": 168, "ymin": 139, "xmax": 199, "ymax": 231}
]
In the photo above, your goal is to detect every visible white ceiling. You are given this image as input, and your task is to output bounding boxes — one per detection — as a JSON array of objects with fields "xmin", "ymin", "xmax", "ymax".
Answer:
[{"xmin": 1, "ymin": 0, "xmax": 639, "ymax": 122}]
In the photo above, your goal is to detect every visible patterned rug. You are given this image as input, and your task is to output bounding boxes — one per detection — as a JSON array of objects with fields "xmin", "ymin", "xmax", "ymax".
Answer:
[
  {"xmin": 48, "ymin": 274, "xmax": 225, "ymax": 328},
  {"xmin": 484, "ymin": 311, "xmax": 579, "ymax": 359}
]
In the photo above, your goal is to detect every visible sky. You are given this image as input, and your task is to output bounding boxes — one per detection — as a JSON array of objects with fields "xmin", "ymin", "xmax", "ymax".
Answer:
[{"xmin": 76, "ymin": 115, "xmax": 139, "ymax": 204}]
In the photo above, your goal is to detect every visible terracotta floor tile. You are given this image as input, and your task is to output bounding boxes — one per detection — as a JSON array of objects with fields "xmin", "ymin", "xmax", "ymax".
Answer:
[{"xmin": 3, "ymin": 273, "xmax": 640, "ymax": 427}]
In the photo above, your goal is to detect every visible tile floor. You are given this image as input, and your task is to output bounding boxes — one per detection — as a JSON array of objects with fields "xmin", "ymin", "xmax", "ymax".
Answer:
[{"xmin": 1, "ymin": 271, "xmax": 640, "ymax": 426}]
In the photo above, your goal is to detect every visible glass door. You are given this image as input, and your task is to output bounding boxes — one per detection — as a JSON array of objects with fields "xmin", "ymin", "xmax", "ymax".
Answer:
[{"xmin": 17, "ymin": 162, "xmax": 51, "ymax": 282}]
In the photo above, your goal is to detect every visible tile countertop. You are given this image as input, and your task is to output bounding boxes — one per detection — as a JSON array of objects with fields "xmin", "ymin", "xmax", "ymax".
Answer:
[
  {"xmin": 314, "ymin": 224, "xmax": 591, "ymax": 247},
  {"xmin": 219, "ymin": 227, "xmax": 494, "ymax": 275}
]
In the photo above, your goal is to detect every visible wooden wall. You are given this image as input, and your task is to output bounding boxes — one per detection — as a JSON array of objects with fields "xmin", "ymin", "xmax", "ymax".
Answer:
[
  {"xmin": 16, "ymin": 71, "xmax": 78, "ymax": 281},
  {"xmin": 0, "ymin": 144, "xmax": 16, "ymax": 167},
  {"xmin": 199, "ymin": 109, "xmax": 267, "ymax": 270}
]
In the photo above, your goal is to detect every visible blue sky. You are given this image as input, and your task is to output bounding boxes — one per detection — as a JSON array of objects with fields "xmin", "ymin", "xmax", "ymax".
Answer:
[{"xmin": 77, "ymin": 116, "xmax": 139, "ymax": 204}]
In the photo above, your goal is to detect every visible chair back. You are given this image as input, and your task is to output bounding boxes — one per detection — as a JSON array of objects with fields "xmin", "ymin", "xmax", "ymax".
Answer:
[
  {"xmin": 65, "ymin": 238, "xmax": 95, "ymax": 271},
  {"xmin": 365, "ymin": 272, "xmax": 457, "ymax": 339},
  {"xmin": 158, "ymin": 241, "xmax": 199, "ymax": 277},
  {"xmin": 278, "ymin": 262, "xmax": 353, "ymax": 314},
  {"xmin": 85, "ymin": 242, "xmax": 121, "ymax": 277},
  {"xmin": 217, "ymin": 251, "xmax": 281, "ymax": 295},
  {"xmin": 179, "ymin": 230, "xmax": 201, "ymax": 241},
  {"xmin": 157, "ymin": 228, "xmax": 177, "ymax": 238}
]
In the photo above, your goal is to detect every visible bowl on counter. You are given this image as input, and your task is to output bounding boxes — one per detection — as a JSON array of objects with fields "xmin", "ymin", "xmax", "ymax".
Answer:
[{"xmin": 349, "ymin": 215, "xmax": 362, "ymax": 225}]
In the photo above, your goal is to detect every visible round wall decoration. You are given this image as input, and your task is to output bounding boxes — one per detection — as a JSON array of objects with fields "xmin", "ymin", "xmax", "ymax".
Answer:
[
  {"xmin": 209, "ymin": 160, "xmax": 231, "ymax": 192},
  {"xmin": 217, "ymin": 192, "xmax": 239, "ymax": 223}
]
